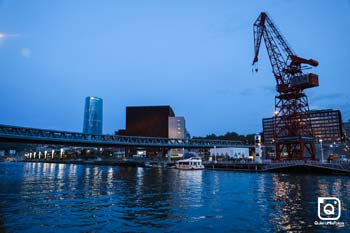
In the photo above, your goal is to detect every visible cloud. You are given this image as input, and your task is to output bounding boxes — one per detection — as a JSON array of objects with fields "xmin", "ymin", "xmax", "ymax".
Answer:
[
  {"xmin": 239, "ymin": 88, "xmax": 254, "ymax": 96},
  {"xmin": 324, "ymin": 102, "xmax": 350, "ymax": 120},
  {"xmin": 21, "ymin": 48, "xmax": 32, "ymax": 58},
  {"xmin": 260, "ymin": 85, "xmax": 276, "ymax": 94},
  {"xmin": 310, "ymin": 94, "xmax": 350, "ymax": 120},
  {"xmin": 311, "ymin": 93, "xmax": 345, "ymax": 103}
]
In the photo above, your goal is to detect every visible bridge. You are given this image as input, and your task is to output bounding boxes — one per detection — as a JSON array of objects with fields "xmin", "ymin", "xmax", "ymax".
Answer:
[{"xmin": 0, "ymin": 124, "xmax": 248, "ymax": 149}]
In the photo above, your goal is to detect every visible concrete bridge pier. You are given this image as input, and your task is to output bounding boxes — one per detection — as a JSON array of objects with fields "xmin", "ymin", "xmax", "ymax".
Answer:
[{"xmin": 167, "ymin": 149, "xmax": 171, "ymax": 162}]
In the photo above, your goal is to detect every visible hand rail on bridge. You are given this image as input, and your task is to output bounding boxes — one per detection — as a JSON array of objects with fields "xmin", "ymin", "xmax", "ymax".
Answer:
[{"xmin": 0, "ymin": 124, "xmax": 248, "ymax": 148}]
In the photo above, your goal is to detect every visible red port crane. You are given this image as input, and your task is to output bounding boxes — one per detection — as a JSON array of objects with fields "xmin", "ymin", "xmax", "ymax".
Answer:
[{"xmin": 252, "ymin": 12, "xmax": 319, "ymax": 160}]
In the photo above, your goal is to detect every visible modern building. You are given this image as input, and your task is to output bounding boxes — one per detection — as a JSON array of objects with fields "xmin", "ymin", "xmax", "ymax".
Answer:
[
  {"xmin": 83, "ymin": 96, "xmax": 103, "ymax": 134},
  {"xmin": 309, "ymin": 109, "xmax": 343, "ymax": 142},
  {"xmin": 121, "ymin": 105, "xmax": 175, "ymax": 138},
  {"xmin": 168, "ymin": 116, "xmax": 185, "ymax": 138},
  {"xmin": 343, "ymin": 120, "xmax": 350, "ymax": 142},
  {"xmin": 262, "ymin": 117, "xmax": 274, "ymax": 144},
  {"xmin": 168, "ymin": 116, "xmax": 187, "ymax": 157},
  {"xmin": 116, "ymin": 105, "xmax": 191, "ymax": 157},
  {"xmin": 262, "ymin": 109, "xmax": 343, "ymax": 144}
]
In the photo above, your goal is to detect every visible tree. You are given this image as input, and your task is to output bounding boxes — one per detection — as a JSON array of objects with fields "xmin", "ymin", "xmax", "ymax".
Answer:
[{"xmin": 193, "ymin": 132, "xmax": 255, "ymax": 144}]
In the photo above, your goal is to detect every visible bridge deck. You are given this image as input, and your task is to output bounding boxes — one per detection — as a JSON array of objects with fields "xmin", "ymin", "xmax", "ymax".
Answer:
[{"xmin": 0, "ymin": 124, "xmax": 248, "ymax": 148}]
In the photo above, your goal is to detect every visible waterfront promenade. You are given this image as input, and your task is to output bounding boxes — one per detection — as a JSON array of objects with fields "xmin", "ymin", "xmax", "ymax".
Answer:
[{"xmin": 18, "ymin": 158, "xmax": 350, "ymax": 175}]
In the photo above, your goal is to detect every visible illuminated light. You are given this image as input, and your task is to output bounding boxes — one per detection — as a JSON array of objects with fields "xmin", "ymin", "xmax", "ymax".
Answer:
[
  {"xmin": 274, "ymin": 111, "xmax": 279, "ymax": 116},
  {"xmin": 0, "ymin": 33, "xmax": 18, "ymax": 39}
]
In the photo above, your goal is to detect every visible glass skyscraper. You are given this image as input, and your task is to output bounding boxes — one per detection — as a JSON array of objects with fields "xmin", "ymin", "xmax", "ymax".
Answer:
[{"xmin": 83, "ymin": 96, "xmax": 103, "ymax": 134}]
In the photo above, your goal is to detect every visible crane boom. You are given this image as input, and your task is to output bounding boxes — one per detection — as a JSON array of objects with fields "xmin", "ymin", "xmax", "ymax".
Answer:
[{"xmin": 253, "ymin": 12, "xmax": 319, "ymax": 92}]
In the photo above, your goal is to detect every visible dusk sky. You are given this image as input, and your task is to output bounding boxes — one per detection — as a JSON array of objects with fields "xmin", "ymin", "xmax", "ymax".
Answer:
[{"xmin": 0, "ymin": 0, "xmax": 349, "ymax": 136}]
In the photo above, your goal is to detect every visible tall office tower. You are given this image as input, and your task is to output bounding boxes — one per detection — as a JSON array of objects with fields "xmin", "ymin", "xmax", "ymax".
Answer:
[{"xmin": 83, "ymin": 96, "xmax": 103, "ymax": 134}]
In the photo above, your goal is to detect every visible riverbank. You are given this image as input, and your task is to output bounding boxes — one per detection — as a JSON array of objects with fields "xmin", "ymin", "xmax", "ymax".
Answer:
[
  {"xmin": 18, "ymin": 158, "xmax": 158, "ymax": 168},
  {"xmin": 13, "ymin": 159, "xmax": 350, "ymax": 175}
]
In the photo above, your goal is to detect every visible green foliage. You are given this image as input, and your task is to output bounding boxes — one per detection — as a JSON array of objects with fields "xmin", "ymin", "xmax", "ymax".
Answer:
[{"xmin": 193, "ymin": 132, "xmax": 255, "ymax": 144}]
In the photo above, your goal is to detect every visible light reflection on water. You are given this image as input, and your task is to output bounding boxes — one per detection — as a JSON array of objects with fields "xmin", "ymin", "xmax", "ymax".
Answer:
[{"xmin": 0, "ymin": 162, "xmax": 349, "ymax": 232}]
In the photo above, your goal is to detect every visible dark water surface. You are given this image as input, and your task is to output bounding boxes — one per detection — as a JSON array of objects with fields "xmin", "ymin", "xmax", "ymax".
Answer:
[{"xmin": 0, "ymin": 162, "xmax": 349, "ymax": 232}]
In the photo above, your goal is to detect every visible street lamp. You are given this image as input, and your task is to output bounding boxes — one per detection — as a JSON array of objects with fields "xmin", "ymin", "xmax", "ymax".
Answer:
[
  {"xmin": 214, "ymin": 146, "xmax": 217, "ymax": 163},
  {"xmin": 319, "ymin": 139, "xmax": 324, "ymax": 163}
]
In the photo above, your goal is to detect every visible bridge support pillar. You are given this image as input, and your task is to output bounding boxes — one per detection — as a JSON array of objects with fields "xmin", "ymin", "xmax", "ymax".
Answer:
[
  {"xmin": 167, "ymin": 149, "xmax": 171, "ymax": 162},
  {"xmin": 158, "ymin": 148, "xmax": 163, "ymax": 159}
]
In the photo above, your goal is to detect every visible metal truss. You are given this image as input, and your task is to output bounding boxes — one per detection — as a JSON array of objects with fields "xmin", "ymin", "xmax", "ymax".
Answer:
[{"xmin": 0, "ymin": 124, "xmax": 246, "ymax": 148}]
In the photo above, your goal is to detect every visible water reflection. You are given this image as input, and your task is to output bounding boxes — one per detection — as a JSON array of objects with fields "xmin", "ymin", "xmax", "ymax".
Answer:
[
  {"xmin": 270, "ymin": 174, "xmax": 350, "ymax": 231},
  {"xmin": 0, "ymin": 162, "xmax": 349, "ymax": 232}
]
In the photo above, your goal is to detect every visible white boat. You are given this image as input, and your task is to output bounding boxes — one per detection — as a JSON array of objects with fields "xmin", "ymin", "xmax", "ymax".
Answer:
[{"xmin": 176, "ymin": 157, "xmax": 204, "ymax": 170}]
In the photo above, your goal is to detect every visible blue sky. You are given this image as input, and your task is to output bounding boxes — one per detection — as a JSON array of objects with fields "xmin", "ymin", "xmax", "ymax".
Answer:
[{"xmin": 0, "ymin": 0, "xmax": 349, "ymax": 136}]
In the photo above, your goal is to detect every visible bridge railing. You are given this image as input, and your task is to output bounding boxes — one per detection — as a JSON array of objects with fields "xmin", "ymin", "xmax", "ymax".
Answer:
[{"xmin": 0, "ymin": 124, "xmax": 246, "ymax": 148}]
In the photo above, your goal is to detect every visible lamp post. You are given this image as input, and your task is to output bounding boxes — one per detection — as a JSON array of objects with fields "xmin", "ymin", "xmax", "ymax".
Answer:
[
  {"xmin": 214, "ymin": 146, "xmax": 217, "ymax": 163},
  {"xmin": 319, "ymin": 139, "xmax": 324, "ymax": 163}
]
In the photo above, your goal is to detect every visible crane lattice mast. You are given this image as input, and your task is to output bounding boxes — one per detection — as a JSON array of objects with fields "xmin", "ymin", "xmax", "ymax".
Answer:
[{"xmin": 253, "ymin": 12, "xmax": 319, "ymax": 160}]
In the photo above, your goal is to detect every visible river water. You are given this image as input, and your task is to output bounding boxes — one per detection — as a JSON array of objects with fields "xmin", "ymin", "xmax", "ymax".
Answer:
[{"xmin": 0, "ymin": 162, "xmax": 349, "ymax": 232}]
